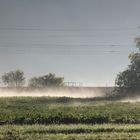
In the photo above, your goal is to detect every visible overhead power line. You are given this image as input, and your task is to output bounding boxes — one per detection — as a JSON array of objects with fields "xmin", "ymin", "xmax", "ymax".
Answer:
[
  {"xmin": 0, "ymin": 49, "xmax": 132, "ymax": 55},
  {"xmin": 0, "ymin": 42, "xmax": 135, "ymax": 55},
  {"xmin": 0, "ymin": 27, "xmax": 138, "ymax": 31},
  {"xmin": 0, "ymin": 43, "xmax": 135, "ymax": 48}
]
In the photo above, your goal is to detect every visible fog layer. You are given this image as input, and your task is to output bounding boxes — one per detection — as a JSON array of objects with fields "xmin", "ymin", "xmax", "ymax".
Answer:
[{"xmin": 0, "ymin": 87, "xmax": 110, "ymax": 98}]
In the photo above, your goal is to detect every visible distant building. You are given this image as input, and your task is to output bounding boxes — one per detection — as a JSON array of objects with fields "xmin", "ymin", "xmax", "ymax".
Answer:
[{"xmin": 64, "ymin": 82, "xmax": 83, "ymax": 87}]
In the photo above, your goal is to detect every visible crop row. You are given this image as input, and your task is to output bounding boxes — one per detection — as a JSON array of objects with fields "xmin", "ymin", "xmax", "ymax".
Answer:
[
  {"xmin": 0, "ymin": 124, "xmax": 140, "ymax": 140},
  {"xmin": 0, "ymin": 97, "xmax": 140, "ymax": 124}
]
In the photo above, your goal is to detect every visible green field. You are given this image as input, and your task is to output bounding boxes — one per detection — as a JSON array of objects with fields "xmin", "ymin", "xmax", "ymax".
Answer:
[
  {"xmin": 0, "ymin": 97, "xmax": 140, "ymax": 124},
  {"xmin": 0, "ymin": 97, "xmax": 140, "ymax": 139},
  {"xmin": 1, "ymin": 124, "xmax": 140, "ymax": 140}
]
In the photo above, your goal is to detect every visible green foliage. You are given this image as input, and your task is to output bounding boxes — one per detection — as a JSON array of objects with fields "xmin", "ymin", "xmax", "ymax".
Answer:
[
  {"xmin": 115, "ymin": 38, "xmax": 140, "ymax": 96},
  {"xmin": 0, "ymin": 97, "xmax": 139, "ymax": 139},
  {"xmin": 0, "ymin": 97, "xmax": 139, "ymax": 124},
  {"xmin": 28, "ymin": 73, "xmax": 64, "ymax": 88},
  {"xmin": 1, "ymin": 70, "xmax": 25, "ymax": 88},
  {"xmin": 1, "ymin": 124, "xmax": 140, "ymax": 140},
  {"xmin": 115, "ymin": 69, "xmax": 139, "ymax": 93}
]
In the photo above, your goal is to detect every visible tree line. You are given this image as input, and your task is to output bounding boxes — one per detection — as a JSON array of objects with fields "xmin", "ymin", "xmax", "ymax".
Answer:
[
  {"xmin": 115, "ymin": 37, "xmax": 140, "ymax": 96},
  {"xmin": 1, "ymin": 37, "xmax": 140, "ymax": 96},
  {"xmin": 1, "ymin": 71, "xmax": 64, "ymax": 88}
]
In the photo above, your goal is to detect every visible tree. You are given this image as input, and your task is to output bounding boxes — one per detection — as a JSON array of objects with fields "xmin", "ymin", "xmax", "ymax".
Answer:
[
  {"xmin": 115, "ymin": 69, "xmax": 139, "ymax": 93},
  {"xmin": 28, "ymin": 77, "xmax": 43, "ymax": 88},
  {"xmin": 29, "ymin": 73, "xmax": 64, "ymax": 88},
  {"xmin": 115, "ymin": 37, "xmax": 140, "ymax": 96},
  {"xmin": 2, "ymin": 70, "xmax": 25, "ymax": 88}
]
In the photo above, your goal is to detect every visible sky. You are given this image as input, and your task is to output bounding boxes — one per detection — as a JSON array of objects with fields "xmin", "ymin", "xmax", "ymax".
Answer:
[{"xmin": 0, "ymin": 0, "xmax": 140, "ymax": 86}]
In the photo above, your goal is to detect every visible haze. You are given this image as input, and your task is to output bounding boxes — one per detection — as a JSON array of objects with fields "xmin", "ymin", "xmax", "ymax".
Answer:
[
  {"xmin": 0, "ymin": 88, "xmax": 107, "ymax": 98},
  {"xmin": 0, "ymin": 0, "xmax": 140, "ymax": 86}
]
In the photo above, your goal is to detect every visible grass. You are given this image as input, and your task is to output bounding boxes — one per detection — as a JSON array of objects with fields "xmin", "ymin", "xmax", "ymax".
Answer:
[
  {"xmin": 0, "ymin": 97, "xmax": 140, "ymax": 124},
  {"xmin": 0, "ymin": 97, "xmax": 140, "ymax": 139},
  {"xmin": 0, "ymin": 124, "xmax": 140, "ymax": 140}
]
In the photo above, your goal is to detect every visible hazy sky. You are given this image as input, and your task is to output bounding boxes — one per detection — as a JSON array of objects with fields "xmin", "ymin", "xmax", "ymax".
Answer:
[{"xmin": 0, "ymin": 0, "xmax": 140, "ymax": 86}]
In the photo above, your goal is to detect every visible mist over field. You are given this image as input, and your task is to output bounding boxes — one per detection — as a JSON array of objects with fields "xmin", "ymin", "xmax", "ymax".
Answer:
[
  {"xmin": 0, "ymin": 87, "xmax": 111, "ymax": 98},
  {"xmin": 120, "ymin": 96, "xmax": 140, "ymax": 102},
  {"xmin": 1, "ymin": 0, "xmax": 140, "ymax": 139}
]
